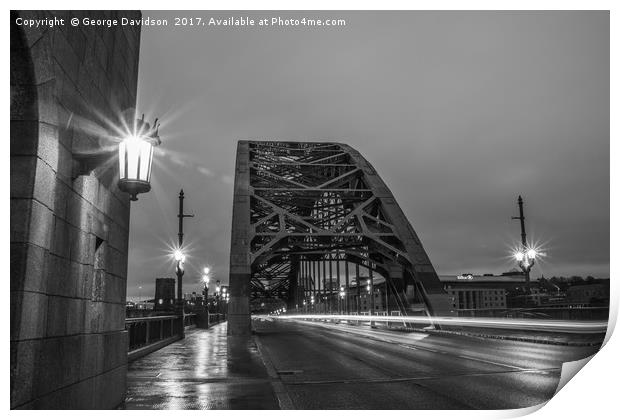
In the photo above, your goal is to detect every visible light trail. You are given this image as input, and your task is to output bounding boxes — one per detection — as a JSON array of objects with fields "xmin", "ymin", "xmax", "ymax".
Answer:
[{"xmin": 257, "ymin": 314, "xmax": 608, "ymax": 334}]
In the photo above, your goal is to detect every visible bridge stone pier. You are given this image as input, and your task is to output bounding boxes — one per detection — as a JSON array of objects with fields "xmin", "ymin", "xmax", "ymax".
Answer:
[
  {"xmin": 228, "ymin": 141, "xmax": 453, "ymax": 336},
  {"xmin": 11, "ymin": 11, "xmax": 141, "ymax": 409}
]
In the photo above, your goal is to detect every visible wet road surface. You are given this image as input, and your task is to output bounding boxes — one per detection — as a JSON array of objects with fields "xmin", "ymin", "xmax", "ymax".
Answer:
[
  {"xmin": 254, "ymin": 318, "xmax": 599, "ymax": 409},
  {"xmin": 123, "ymin": 322, "xmax": 278, "ymax": 409}
]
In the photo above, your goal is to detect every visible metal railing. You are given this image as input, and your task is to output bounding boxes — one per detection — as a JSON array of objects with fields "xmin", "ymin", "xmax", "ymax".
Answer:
[
  {"xmin": 126, "ymin": 313, "xmax": 197, "ymax": 352},
  {"xmin": 208, "ymin": 312, "xmax": 226, "ymax": 325}
]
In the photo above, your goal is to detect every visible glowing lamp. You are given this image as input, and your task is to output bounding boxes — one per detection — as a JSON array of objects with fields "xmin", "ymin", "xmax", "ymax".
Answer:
[
  {"xmin": 514, "ymin": 251, "xmax": 525, "ymax": 262},
  {"xmin": 118, "ymin": 115, "xmax": 161, "ymax": 201},
  {"xmin": 526, "ymin": 249, "xmax": 537, "ymax": 259},
  {"xmin": 173, "ymin": 250, "xmax": 185, "ymax": 263}
]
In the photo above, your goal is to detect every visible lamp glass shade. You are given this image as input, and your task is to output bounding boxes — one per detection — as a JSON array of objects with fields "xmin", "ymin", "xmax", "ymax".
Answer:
[{"xmin": 119, "ymin": 135, "xmax": 154, "ymax": 182}]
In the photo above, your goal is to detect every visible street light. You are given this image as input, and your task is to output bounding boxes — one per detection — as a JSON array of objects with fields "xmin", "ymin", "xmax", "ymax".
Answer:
[
  {"xmin": 514, "ymin": 247, "xmax": 537, "ymax": 273},
  {"xmin": 202, "ymin": 268, "xmax": 210, "ymax": 308},
  {"xmin": 174, "ymin": 249, "xmax": 186, "ymax": 277},
  {"xmin": 174, "ymin": 249, "xmax": 186, "ymax": 264},
  {"xmin": 117, "ymin": 115, "xmax": 161, "ymax": 201}
]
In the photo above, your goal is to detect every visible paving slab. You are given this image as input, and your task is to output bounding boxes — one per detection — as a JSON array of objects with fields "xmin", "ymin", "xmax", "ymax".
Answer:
[{"xmin": 122, "ymin": 322, "xmax": 279, "ymax": 409}]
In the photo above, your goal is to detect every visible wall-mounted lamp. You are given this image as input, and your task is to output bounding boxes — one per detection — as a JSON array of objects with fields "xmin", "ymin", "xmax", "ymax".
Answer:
[
  {"xmin": 117, "ymin": 115, "xmax": 161, "ymax": 201},
  {"xmin": 72, "ymin": 114, "xmax": 161, "ymax": 202}
]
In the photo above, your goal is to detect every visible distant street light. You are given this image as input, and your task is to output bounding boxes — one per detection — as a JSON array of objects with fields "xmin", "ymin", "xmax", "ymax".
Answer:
[
  {"xmin": 514, "ymin": 248, "xmax": 537, "ymax": 276},
  {"xmin": 202, "ymin": 268, "xmax": 210, "ymax": 309},
  {"xmin": 117, "ymin": 115, "xmax": 161, "ymax": 201},
  {"xmin": 214, "ymin": 280, "xmax": 223, "ymax": 313},
  {"xmin": 175, "ymin": 190, "xmax": 194, "ymax": 324},
  {"xmin": 512, "ymin": 195, "xmax": 537, "ymax": 293}
]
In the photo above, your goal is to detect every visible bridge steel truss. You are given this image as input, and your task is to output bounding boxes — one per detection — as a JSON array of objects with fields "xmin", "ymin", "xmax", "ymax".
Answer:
[{"xmin": 228, "ymin": 141, "xmax": 452, "ymax": 335}]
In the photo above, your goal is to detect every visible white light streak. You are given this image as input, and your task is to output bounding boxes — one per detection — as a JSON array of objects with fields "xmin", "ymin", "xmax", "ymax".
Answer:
[{"xmin": 256, "ymin": 314, "xmax": 607, "ymax": 334}]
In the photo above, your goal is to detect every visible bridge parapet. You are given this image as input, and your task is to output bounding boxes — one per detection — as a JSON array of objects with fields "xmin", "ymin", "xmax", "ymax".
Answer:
[{"xmin": 126, "ymin": 314, "xmax": 198, "ymax": 361}]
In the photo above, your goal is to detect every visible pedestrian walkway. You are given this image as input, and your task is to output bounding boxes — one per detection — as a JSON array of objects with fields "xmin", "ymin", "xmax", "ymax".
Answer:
[{"xmin": 122, "ymin": 322, "xmax": 279, "ymax": 409}]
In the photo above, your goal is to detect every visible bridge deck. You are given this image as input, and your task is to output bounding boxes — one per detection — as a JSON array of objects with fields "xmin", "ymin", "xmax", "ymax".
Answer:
[
  {"xmin": 122, "ymin": 323, "xmax": 279, "ymax": 409},
  {"xmin": 122, "ymin": 318, "xmax": 601, "ymax": 410}
]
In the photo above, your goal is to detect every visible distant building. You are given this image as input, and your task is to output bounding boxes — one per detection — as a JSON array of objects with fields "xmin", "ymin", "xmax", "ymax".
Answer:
[
  {"xmin": 438, "ymin": 274, "xmax": 531, "ymax": 310},
  {"xmin": 444, "ymin": 286, "xmax": 506, "ymax": 310},
  {"xmin": 358, "ymin": 289, "xmax": 385, "ymax": 313},
  {"xmin": 154, "ymin": 278, "xmax": 176, "ymax": 312},
  {"xmin": 566, "ymin": 283, "xmax": 609, "ymax": 306}
]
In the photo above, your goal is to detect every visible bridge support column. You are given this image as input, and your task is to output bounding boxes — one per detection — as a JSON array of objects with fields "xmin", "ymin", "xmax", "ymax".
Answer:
[
  {"xmin": 228, "ymin": 273, "xmax": 251, "ymax": 336},
  {"xmin": 228, "ymin": 141, "xmax": 252, "ymax": 336}
]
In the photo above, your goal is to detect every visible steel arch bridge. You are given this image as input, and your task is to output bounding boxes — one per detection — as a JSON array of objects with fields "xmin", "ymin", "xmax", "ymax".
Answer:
[{"xmin": 228, "ymin": 141, "xmax": 453, "ymax": 335}]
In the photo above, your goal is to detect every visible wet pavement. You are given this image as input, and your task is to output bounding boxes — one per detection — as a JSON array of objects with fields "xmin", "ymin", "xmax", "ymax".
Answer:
[{"xmin": 123, "ymin": 322, "xmax": 279, "ymax": 409}]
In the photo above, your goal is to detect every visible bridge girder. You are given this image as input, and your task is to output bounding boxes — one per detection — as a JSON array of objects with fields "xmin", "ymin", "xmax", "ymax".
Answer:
[{"xmin": 228, "ymin": 141, "xmax": 452, "ymax": 335}]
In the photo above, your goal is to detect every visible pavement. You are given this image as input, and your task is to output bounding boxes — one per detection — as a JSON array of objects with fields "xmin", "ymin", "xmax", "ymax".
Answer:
[
  {"xmin": 252, "ymin": 317, "xmax": 601, "ymax": 409},
  {"xmin": 122, "ymin": 322, "xmax": 279, "ymax": 409},
  {"xmin": 122, "ymin": 318, "xmax": 601, "ymax": 410}
]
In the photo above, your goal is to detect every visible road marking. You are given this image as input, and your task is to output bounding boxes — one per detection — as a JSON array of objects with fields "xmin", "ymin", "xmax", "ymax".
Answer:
[
  {"xmin": 285, "ymin": 368, "xmax": 561, "ymax": 386},
  {"xmin": 398, "ymin": 342, "xmax": 526, "ymax": 370},
  {"xmin": 455, "ymin": 354, "xmax": 525, "ymax": 370},
  {"xmin": 399, "ymin": 343, "xmax": 439, "ymax": 353}
]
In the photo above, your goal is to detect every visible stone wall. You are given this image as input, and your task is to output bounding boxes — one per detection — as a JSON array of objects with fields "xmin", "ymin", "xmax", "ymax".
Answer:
[{"xmin": 10, "ymin": 10, "xmax": 141, "ymax": 409}]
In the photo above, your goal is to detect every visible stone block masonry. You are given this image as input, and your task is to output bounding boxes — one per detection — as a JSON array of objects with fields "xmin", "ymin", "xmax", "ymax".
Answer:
[{"xmin": 11, "ymin": 10, "xmax": 141, "ymax": 409}]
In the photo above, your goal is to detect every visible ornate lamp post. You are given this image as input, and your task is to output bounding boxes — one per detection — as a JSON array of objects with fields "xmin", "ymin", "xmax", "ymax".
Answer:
[
  {"xmin": 215, "ymin": 280, "xmax": 221, "ymax": 313},
  {"xmin": 202, "ymin": 267, "xmax": 210, "ymax": 308},
  {"xmin": 512, "ymin": 195, "xmax": 536, "ymax": 294},
  {"xmin": 174, "ymin": 249, "xmax": 186, "ymax": 311}
]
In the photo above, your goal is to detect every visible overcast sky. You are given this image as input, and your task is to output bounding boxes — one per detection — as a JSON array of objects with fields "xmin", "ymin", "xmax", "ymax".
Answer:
[{"xmin": 127, "ymin": 11, "xmax": 609, "ymax": 300}]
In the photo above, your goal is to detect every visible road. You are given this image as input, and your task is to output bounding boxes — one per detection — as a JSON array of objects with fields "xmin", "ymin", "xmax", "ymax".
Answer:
[{"xmin": 253, "ymin": 318, "xmax": 600, "ymax": 409}]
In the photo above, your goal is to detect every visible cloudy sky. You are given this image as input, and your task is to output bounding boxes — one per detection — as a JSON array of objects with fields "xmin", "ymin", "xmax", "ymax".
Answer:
[{"xmin": 127, "ymin": 11, "xmax": 609, "ymax": 300}]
